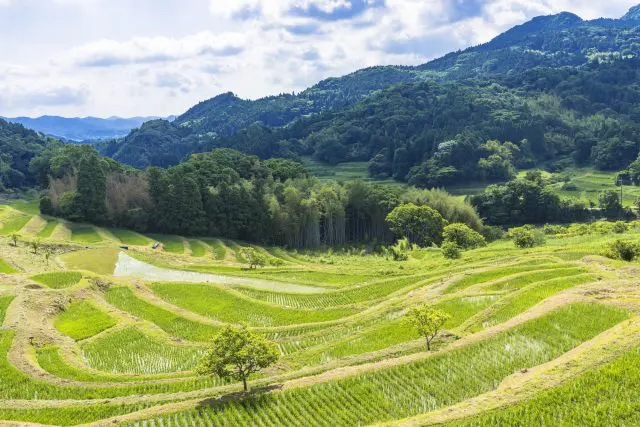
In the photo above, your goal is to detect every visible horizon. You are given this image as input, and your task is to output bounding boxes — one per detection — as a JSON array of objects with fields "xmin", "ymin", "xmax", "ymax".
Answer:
[{"xmin": 1, "ymin": 0, "xmax": 638, "ymax": 118}]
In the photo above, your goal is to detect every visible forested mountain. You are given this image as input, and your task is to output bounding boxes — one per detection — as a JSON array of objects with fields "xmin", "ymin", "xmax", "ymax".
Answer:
[
  {"xmin": 4, "ymin": 115, "xmax": 163, "ymax": 142},
  {"xmin": 103, "ymin": 4, "xmax": 640, "ymax": 180},
  {"xmin": 0, "ymin": 118, "xmax": 56, "ymax": 191}
]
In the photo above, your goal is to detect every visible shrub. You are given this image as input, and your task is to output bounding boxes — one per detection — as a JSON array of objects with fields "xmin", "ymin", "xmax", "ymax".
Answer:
[
  {"xmin": 602, "ymin": 240, "xmax": 640, "ymax": 262},
  {"xmin": 543, "ymin": 224, "xmax": 567, "ymax": 235},
  {"xmin": 480, "ymin": 225, "xmax": 504, "ymax": 242},
  {"xmin": 509, "ymin": 226, "xmax": 545, "ymax": 249},
  {"xmin": 613, "ymin": 221, "xmax": 629, "ymax": 234},
  {"xmin": 443, "ymin": 223, "xmax": 486, "ymax": 249},
  {"xmin": 442, "ymin": 242, "xmax": 461, "ymax": 259}
]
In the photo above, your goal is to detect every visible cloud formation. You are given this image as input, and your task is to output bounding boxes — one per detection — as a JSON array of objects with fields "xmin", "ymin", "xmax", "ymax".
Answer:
[{"xmin": 0, "ymin": 0, "xmax": 638, "ymax": 117}]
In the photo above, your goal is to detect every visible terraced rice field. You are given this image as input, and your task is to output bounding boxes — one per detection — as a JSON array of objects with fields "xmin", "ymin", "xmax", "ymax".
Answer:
[{"xmin": 0, "ymin": 202, "xmax": 639, "ymax": 426}]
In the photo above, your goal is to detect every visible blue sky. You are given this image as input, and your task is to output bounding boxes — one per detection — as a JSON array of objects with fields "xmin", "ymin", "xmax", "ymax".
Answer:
[{"xmin": 0, "ymin": 0, "xmax": 638, "ymax": 117}]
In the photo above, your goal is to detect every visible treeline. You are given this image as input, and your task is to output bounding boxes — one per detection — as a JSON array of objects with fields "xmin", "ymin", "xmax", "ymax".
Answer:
[{"xmin": 37, "ymin": 147, "xmax": 483, "ymax": 248}]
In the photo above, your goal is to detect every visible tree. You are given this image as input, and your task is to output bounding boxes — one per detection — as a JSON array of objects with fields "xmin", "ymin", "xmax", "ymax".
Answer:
[
  {"xmin": 442, "ymin": 242, "xmax": 461, "ymax": 259},
  {"xmin": 10, "ymin": 234, "xmax": 18, "ymax": 247},
  {"xmin": 599, "ymin": 190, "xmax": 623, "ymax": 219},
  {"xmin": 602, "ymin": 239, "xmax": 640, "ymax": 262},
  {"xmin": 30, "ymin": 239, "xmax": 40, "ymax": 254},
  {"xmin": 198, "ymin": 326, "xmax": 279, "ymax": 392},
  {"xmin": 75, "ymin": 152, "xmax": 108, "ymax": 223},
  {"xmin": 386, "ymin": 203, "xmax": 448, "ymax": 247},
  {"xmin": 44, "ymin": 250, "xmax": 52, "ymax": 266},
  {"xmin": 406, "ymin": 305, "xmax": 451, "ymax": 351},
  {"xmin": 509, "ymin": 225, "xmax": 545, "ymax": 248},
  {"xmin": 239, "ymin": 247, "xmax": 266, "ymax": 269},
  {"xmin": 442, "ymin": 223, "xmax": 486, "ymax": 249}
]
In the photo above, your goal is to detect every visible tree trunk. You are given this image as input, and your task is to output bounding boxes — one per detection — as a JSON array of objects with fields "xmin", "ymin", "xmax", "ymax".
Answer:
[
  {"xmin": 242, "ymin": 376, "xmax": 248, "ymax": 392},
  {"xmin": 425, "ymin": 337, "xmax": 431, "ymax": 351}
]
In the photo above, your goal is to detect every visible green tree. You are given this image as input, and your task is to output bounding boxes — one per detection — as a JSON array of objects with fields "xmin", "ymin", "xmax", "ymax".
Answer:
[
  {"xmin": 509, "ymin": 225, "xmax": 545, "ymax": 248},
  {"xmin": 197, "ymin": 326, "xmax": 279, "ymax": 392},
  {"xmin": 406, "ymin": 305, "xmax": 451, "ymax": 351},
  {"xmin": 599, "ymin": 190, "xmax": 623, "ymax": 219},
  {"xmin": 602, "ymin": 239, "xmax": 640, "ymax": 262},
  {"xmin": 30, "ymin": 239, "xmax": 40, "ymax": 254},
  {"xmin": 239, "ymin": 247, "xmax": 266, "ymax": 269},
  {"xmin": 10, "ymin": 234, "xmax": 18, "ymax": 247},
  {"xmin": 75, "ymin": 152, "xmax": 108, "ymax": 223},
  {"xmin": 442, "ymin": 223, "xmax": 486, "ymax": 249},
  {"xmin": 386, "ymin": 203, "xmax": 448, "ymax": 247},
  {"xmin": 441, "ymin": 242, "xmax": 462, "ymax": 259}
]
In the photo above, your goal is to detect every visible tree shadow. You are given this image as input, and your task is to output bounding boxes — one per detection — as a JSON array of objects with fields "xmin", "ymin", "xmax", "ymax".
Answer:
[{"xmin": 196, "ymin": 384, "xmax": 284, "ymax": 409}]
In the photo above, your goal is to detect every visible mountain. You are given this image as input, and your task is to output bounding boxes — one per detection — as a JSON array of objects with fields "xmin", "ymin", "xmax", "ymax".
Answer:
[
  {"xmin": 102, "ymin": 4, "xmax": 640, "ymax": 178},
  {"xmin": 3, "ymin": 115, "xmax": 167, "ymax": 141},
  {"xmin": 0, "ymin": 118, "xmax": 57, "ymax": 190}
]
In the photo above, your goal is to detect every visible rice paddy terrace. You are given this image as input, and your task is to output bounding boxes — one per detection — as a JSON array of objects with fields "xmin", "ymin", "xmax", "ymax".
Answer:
[{"xmin": 0, "ymin": 202, "xmax": 640, "ymax": 426}]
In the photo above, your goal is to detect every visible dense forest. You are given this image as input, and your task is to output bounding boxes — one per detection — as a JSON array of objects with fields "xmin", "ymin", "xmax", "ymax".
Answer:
[{"xmin": 96, "ymin": 8, "xmax": 640, "ymax": 179}]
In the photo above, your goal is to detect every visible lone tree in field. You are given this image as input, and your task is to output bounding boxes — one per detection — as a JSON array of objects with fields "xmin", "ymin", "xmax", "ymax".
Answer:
[
  {"xmin": 198, "ymin": 325, "xmax": 279, "ymax": 392},
  {"xmin": 239, "ymin": 247, "xmax": 266, "ymax": 269},
  {"xmin": 406, "ymin": 305, "xmax": 451, "ymax": 351},
  {"xmin": 10, "ymin": 234, "xmax": 18, "ymax": 247},
  {"xmin": 386, "ymin": 203, "xmax": 448, "ymax": 247},
  {"xmin": 30, "ymin": 239, "xmax": 41, "ymax": 254}
]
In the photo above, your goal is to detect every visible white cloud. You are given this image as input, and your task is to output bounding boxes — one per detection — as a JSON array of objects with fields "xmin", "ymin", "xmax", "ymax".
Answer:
[{"xmin": 1, "ymin": 0, "xmax": 639, "ymax": 117}]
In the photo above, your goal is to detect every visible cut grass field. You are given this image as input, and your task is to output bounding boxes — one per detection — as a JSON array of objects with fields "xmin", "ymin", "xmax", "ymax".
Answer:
[
  {"xmin": 70, "ymin": 224, "xmax": 102, "ymax": 244},
  {"xmin": 0, "ymin": 214, "xmax": 31, "ymax": 235},
  {"xmin": 149, "ymin": 234, "xmax": 185, "ymax": 254},
  {"xmin": 0, "ymin": 258, "xmax": 16, "ymax": 274},
  {"xmin": 188, "ymin": 240, "xmax": 207, "ymax": 257},
  {"xmin": 110, "ymin": 229, "xmax": 151, "ymax": 246},
  {"xmin": 37, "ymin": 219, "xmax": 60, "ymax": 238},
  {"xmin": 31, "ymin": 272, "xmax": 83, "ymax": 289},
  {"xmin": 54, "ymin": 301, "xmax": 116, "ymax": 340}
]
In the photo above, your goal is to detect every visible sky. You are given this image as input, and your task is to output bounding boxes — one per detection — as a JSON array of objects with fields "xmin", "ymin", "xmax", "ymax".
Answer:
[{"xmin": 0, "ymin": 0, "xmax": 638, "ymax": 118}]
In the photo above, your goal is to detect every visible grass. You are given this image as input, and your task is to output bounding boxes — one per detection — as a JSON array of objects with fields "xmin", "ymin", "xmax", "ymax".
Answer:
[
  {"xmin": 106, "ymin": 287, "xmax": 218, "ymax": 342},
  {"xmin": 149, "ymin": 234, "xmax": 185, "ymax": 254},
  {"xmin": 0, "ymin": 214, "xmax": 31, "ymax": 235},
  {"xmin": 81, "ymin": 327, "xmax": 203, "ymax": 375},
  {"xmin": 70, "ymin": 224, "xmax": 102, "ymax": 244},
  {"xmin": 37, "ymin": 219, "xmax": 60, "ymax": 238},
  {"xmin": 110, "ymin": 229, "xmax": 151, "ymax": 246},
  {"xmin": 201, "ymin": 238, "xmax": 226, "ymax": 260},
  {"xmin": 2, "ymin": 199, "xmax": 40, "ymax": 215},
  {"xmin": 188, "ymin": 240, "xmax": 207, "ymax": 257},
  {"xmin": 129, "ymin": 303, "xmax": 627, "ymax": 426},
  {"xmin": 152, "ymin": 282, "xmax": 358, "ymax": 326},
  {"xmin": 54, "ymin": 301, "xmax": 116, "ymax": 340},
  {"xmin": 0, "ymin": 296, "xmax": 14, "ymax": 324},
  {"xmin": 30, "ymin": 272, "xmax": 83, "ymax": 289},
  {"xmin": 453, "ymin": 347, "xmax": 640, "ymax": 426},
  {"xmin": 59, "ymin": 248, "xmax": 119, "ymax": 275},
  {"xmin": 0, "ymin": 258, "xmax": 16, "ymax": 274}
]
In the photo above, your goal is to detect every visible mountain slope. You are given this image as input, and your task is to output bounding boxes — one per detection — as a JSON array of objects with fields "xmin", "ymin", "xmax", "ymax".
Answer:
[{"xmin": 102, "ymin": 4, "xmax": 640, "ymax": 173}]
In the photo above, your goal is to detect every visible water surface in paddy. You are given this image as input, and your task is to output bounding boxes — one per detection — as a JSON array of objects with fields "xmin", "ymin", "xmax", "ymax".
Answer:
[{"xmin": 113, "ymin": 252, "xmax": 327, "ymax": 294}]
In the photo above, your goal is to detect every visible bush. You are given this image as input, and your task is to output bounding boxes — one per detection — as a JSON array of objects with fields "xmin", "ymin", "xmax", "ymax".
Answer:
[
  {"xmin": 480, "ymin": 225, "xmax": 504, "ymax": 242},
  {"xmin": 613, "ymin": 221, "xmax": 628, "ymax": 234},
  {"xmin": 442, "ymin": 242, "xmax": 461, "ymax": 259},
  {"xmin": 509, "ymin": 226, "xmax": 545, "ymax": 248},
  {"xmin": 543, "ymin": 224, "xmax": 567, "ymax": 235},
  {"xmin": 443, "ymin": 223, "xmax": 486, "ymax": 249},
  {"xmin": 602, "ymin": 239, "xmax": 640, "ymax": 262}
]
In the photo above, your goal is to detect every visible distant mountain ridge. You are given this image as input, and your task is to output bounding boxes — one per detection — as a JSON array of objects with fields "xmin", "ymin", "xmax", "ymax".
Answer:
[{"xmin": 2, "ymin": 115, "xmax": 174, "ymax": 142}]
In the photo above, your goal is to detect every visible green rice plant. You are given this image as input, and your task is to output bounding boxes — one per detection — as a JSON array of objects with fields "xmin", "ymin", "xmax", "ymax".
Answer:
[
  {"xmin": 484, "ymin": 267, "xmax": 586, "ymax": 292},
  {"xmin": 81, "ymin": 327, "xmax": 203, "ymax": 375},
  {"xmin": 453, "ymin": 347, "xmax": 640, "ymax": 426},
  {"xmin": 0, "ymin": 214, "xmax": 31, "ymax": 234},
  {"xmin": 201, "ymin": 238, "xmax": 226, "ymax": 260},
  {"xmin": 37, "ymin": 219, "xmax": 60, "ymax": 238},
  {"xmin": 188, "ymin": 240, "xmax": 207, "ymax": 257},
  {"xmin": 469, "ymin": 274, "xmax": 596, "ymax": 331},
  {"xmin": 236, "ymin": 274, "xmax": 433, "ymax": 308},
  {"xmin": 59, "ymin": 248, "xmax": 119, "ymax": 275},
  {"xmin": 0, "ymin": 403, "xmax": 158, "ymax": 426},
  {"xmin": 70, "ymin": 225, "xmax": 102, "ymax": 243},
  {"xmin": 110, "ymin": 229, "xmax": 151, "ymax": 246},
  {"xmin": 444, "ymin": 261, "xmax": 573, "ymax": 294},
  {"xmin": 0, "ymin": 331, "xmax": 220, "ymax": 400},
  {"xmin": 30, "ymin": 271, "xmax": 83, "ymax": 289},
  {"xmin": 54, "ymin": 301, "xmax": 116, "ymax": 340},
  {"xmin": 0, "ymin": 258, "xmax": 16, "ymax": 274},
  {"xmin": 292, "ymin": 295, "xmax": 499, "ymax": 365},
  {"xmin": 0, "ymin": 296, "xmax": 14, "ymax": 324},
  {"xmin": 4, "ymin": 199, "xmax": 40, "ymax": 215},
  {"xmin": 151, "ymin": 283, "xmax": 357, "ymax": 326},
  {"xmin": 129, "ymin": 303, "xmax": 627, "ymax": 427},
  {"xmin": 149, "ymin": 234, "xmax": 185, "ymax": 254},
  {"xmin": 106, "ymin": 287, "xmax": 218, "ymax": 342}
]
